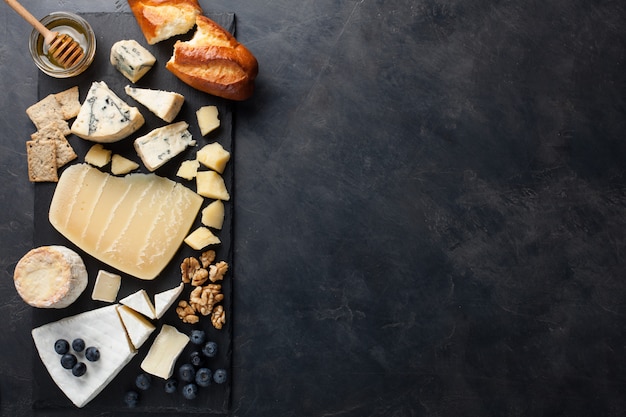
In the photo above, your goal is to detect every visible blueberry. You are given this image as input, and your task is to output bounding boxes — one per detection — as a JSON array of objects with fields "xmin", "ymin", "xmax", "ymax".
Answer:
[
  {"xmin": 178, "ymin": 363, "xmax": 195, "ymax": 382},
  {"xmin": 54, "ymin": 339, "xmax": 69, "ymax": 355},
  {"xmin": 72, "ymin": 338, "xmax": 85, "ymax": 352},
  {"xmin": 164, "ymin": 378, "xmax": 178, "ymax": 394},
  {"xmin": 72, "ymin": 362, "xmax": 87, "ymax": 377},
  {"xmin": 195, "ymin": 368, "xmax": 212, "ymax": 387},
  {"xmin": 60, "ymin": 353, "xmax": 77, "ymax": 369},
  {"xmin": 213, "ymin": 368, "xmax": 227, "ymax": 384},
  {"xmin": 190, "ymin": 330, "xmax": 206, "ymax": 345},
  {"xmin": 202, "ymin": 341, "xmax": 217, "ymax": 358},
  {"xmin": 182, "ymin": 383, "xmax": 198, "ymax": 400},
  {"xmin": 124, "ymin": 390, "xmax": 140, "ymax": 408},
  {"xmin": 190, "ymin": 351, "xmax": 204, "ymax": 367},
  {"xmin": 85, "ymin": 346, "xmax": 100, "ymax": 362},
  {"xmin": 135, "ymin": 373, "xmax": 152, "ymax": 391}
]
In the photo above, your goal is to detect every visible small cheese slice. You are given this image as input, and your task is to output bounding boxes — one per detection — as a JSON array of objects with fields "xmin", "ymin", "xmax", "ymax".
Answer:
[
  {"xmin": 91, "ymin": 270, "xmax": 121, "ymax": 302},
  {"xmin": 111, "ymin": 154, "xmax": 140, "ymax": 175},
  {"xmin": 125, "ymin": 86, "xmax": 184, "ymax": 123},
  {"xmin": 154, "ymin": 282, "xmax": 185, "ymax": 319},
  {"xmin": 31, "ymin": 304, "xmax": 136, "ymax": 408},
  {"xmin": 49, "ymin": 164, "xmax": 203, "ymax": 280},
  {"xmin": 71, "ymin": 81, "xmax": 145, "ymax": 143},
  {"xmin": 116, "ymin": 305, "xmax": 155, "ymax": 350},
  {"xmin": 201, "ymin": 200, "xmax": 225, "ymax": 230},
  {"xmin": 141, "ymin": 324, "xmax": 189, "ymax": 379},
  {"xmin": 176, "ymin": 159, "xmax": 200, "ymax": 180},
  {"xmin": 196, "ymin": 142, "xmax": 230, "ymax": 174},
  {"xmin": 196, "ymin": 170, "xmax": 230, "ymax": 200},
  {"xmin": 84, "ymin": 144, "xmax": 112, "ymax": 167},
  {"xmin": 184, "ymin": 226, "xmax": 221, "ymax": 250},
  {"xmin": 134, "ymin": 121, "xmax": 195, "ymax": 172},
  {"xmin": 196, "ymin": 105, "xmax": 220, "ymax": 136},
  {"xmin": 120, "ymin": 289, "xmax": 156, "ymax": 319},
  {"xmin": 13, "ymin": 246, "xmax": 88, "ymax": 309},
  {"xmin": 110, "ymin": 39, "xmax": 156, "ymax": 83}
]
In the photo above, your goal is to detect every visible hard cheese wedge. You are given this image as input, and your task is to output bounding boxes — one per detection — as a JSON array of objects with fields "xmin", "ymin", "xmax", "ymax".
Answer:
[
  {"xmin": 49, "ymin": 164, "xmax": 203, "ymax": 280},
  {"xmin": 31, "ymin": 304, "xmax": 136, "ymax": 408}
]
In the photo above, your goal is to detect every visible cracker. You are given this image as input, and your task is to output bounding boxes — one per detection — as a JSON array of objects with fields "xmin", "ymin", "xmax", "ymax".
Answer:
[
  {"xmin": 30, "ymin": 124, "xmax": 78, "ymax": 168},
  {"xmin": 26, "ymin": 140, "xmax": 58, "ymax": 182},
  {"xmin": 54, "ymin": 86, "xmax": 81, "ymax": 120},
  {"xmin": 25, "ymin": 94, "xmax": 64, "ymax": 130}
]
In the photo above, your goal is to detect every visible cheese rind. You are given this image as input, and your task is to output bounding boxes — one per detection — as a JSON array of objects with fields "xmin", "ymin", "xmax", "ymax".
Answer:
[
  {"xmin": 134, "ymin": 121, "xmax": 195, "ymax": 172},
  {"xmin": 117, "ymin": 305, "xmax": 156, "ymax": 350},
  {"xmin": 125, "ymin": 85, "xmax": 185, "ymax": 123},
  {"xmin": 71, "ymin": 81, "xmax": 145, "ymax": 143},
  {"xmin": 141, "ymin": 324, "xmax": 189, "ymax": 379},
  {"xmin": 120, "ymin": 289, "xmax": 156, "ymax": 319},
  {"xmin": 91, "ymin": 270, "xmax": 121, "ymax": 302},
  {"xmin": 154, "ymin": 282, "xmax": 185, "ymax": 319},
  {"xmin": 13, "ymin": 246, "xmax": 88, "ymax": 308},
  {"xmin": 110, "ymin": 39, "xmax": 156, "ymax": 83},
  {"xmin": 31, "ymin": 305, "xmax": 136, "ymax": 408},
  {"xmin": 49, "ymin": 164, "xmax": 203, "ymax": 280}
]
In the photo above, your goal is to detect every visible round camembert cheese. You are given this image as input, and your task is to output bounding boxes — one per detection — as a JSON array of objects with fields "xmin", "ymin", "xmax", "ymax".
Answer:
[{"xmin": 13, "ymin": 246, "xmax": 88, "ymax": 308}]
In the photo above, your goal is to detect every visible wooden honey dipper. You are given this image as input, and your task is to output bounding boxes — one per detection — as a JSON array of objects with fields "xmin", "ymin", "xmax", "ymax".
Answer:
[{"xmin": 4, "ymin": 0, "xmax": 85, "ymax": 69}]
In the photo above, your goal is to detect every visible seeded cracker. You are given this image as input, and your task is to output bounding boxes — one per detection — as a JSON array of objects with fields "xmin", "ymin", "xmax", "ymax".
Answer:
[
  {"xmin": 25, "ymin": 94, "xmax": 65, "ymax": 130},
  {"xmin": 30, "ymin": 125, "xmax": 77, "ymax": 168},
  {"xmin": 26, "ymin": 140, "xmax": 58, "ymax": 182},
  {"xmin": 54, "ymin": 86, "xmax": 81, "ymax": 120}
]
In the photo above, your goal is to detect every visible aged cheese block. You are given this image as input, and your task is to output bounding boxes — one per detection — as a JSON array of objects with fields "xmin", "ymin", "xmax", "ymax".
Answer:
[
  {"xmin": 49, "ymin": 164, "xmax": 203, "ymax": 280},
  {"xmin": 13, "ymin": 246, "xmax": 88, "ymax": 308}
]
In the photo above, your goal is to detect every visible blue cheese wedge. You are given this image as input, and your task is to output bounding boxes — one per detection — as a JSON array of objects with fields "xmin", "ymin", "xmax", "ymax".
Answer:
[
  {"xmin": 71, "ymin": 81, "xmax": 145, "ymax": 143},
  {"xmin": 125, "ymin": 86, "xmax": 184, "ymax": 123},
  {"xmin": 31, "ymin": 304, "xmax": 136, "ymax": 408},
  {"xmin": 134, "ymin": 121, "xmax": 195, "ymax": 171},
  {"xmin": 110, "ymin": 39, "xmax": 156, "ymax": 83}
]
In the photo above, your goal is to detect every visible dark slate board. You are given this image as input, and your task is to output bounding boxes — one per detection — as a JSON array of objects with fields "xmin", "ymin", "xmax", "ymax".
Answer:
[{"xmin": 31, "ymin": 10, "xmax": 234, "ymax": 414}]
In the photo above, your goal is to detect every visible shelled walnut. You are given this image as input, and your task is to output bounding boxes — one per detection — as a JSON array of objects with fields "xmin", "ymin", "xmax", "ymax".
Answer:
[
  {"xmin": 176, "ymin": 300, "xmax": 199, "ymax": 324},
  {"xmin": 211, "ymin": 305, "xmax": 226, "ymax": 329},
  {"xmin": 209, "ymin": 261, "xmax": 228, "ymax": 282}
]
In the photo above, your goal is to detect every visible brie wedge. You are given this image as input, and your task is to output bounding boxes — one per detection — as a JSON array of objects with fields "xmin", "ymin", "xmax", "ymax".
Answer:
[
  {"xmin": 154, "ymin": 283, "xmax": 185, "ymax": 319},
  {"xmin": 116, "ymin": 305, "xmax": 156, "ymax": 350},
  {"xmin": 119, "ymin": 289, "xmax": 156, "ymax": 319}
]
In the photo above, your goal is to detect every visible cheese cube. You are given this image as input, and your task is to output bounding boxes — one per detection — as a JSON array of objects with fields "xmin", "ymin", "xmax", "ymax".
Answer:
[
  {"xmin": 125, "ymin": 86, "xmax": 184, "ymax": 123},
  {"xmin": 184, "ymin": 227, "xmax": 221, "ymax": 250},
  {"xmin": 141, "ymin": 324, "xmax": 189, "ymax": 379},
  {"xmin": 91, "ymin": 270, "xmax": 121, "ymax": 302},
  {"xmin": 201, "ymin": 200, "xmax": 224, "ymax": 230},
  {"xmin": 176, "ymin": 159, "xmax": 200, "ymax": 180},
  {"xmin": 111, "ymin": 154, "xmax": 140, "ymax": 175},
  {"xmin": 196, "ymin": 170, "xmax": 230, "ymax": 200},
  {"xmin": 196, "ymin": 142, "xmax": 230, "ymax": 173},
  {"xmin": 134, "ymin": 121, "xmax": 195, "ymax": 172},
  {"xmin": 110, "ymin": 39, "xmax": 156, "ymax": 83},
  {"xmin": 196, "ymin": 105, "xmax": 220, "ymax": 136},
  {"xmin": 85, "ymin": 144, "xmax": 112, "ymax": 167}
]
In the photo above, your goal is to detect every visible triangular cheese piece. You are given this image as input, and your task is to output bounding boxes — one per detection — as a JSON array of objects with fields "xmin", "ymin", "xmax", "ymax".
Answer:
[
  {"xmin": 154, "ymin": 282, "xmax": 184, "ymax": 319},
  {"xmin": 116, "ymin": 305, "xmax": 156, "ymax": 350},
  {"xmin": 125, "ymin": 86, "xmax": 184, "ymax": 123},
  {"xmin": 119, "ymin": 289, "xmax": 156, "ymax": 319},
  {"xmin": 71, "ymin": 81, "xmax": 144, "ymax": 143},
  {"xmin": 31, "ymin": 304, "xmax": 136, "ymax": 408}
]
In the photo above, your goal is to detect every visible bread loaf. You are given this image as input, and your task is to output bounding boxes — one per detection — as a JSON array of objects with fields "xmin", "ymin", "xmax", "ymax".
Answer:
[
  {"xmin": 166, "ymin": 15, "xmax": 259, "ymax": 101},
  {"xmin": 128, "ymin": 0, "xmax": 203, "ymax": 44}
]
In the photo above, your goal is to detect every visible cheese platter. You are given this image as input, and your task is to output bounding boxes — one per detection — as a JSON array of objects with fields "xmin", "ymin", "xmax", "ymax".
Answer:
[{"xmin": 21, "ymin": 6, "xmax": 244, "ymax": 413}]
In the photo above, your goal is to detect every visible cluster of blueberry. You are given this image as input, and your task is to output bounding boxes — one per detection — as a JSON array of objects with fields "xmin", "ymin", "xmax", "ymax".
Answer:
[
  {"xmin": 53, "ymin": 338, "xmax": 100, "ymax": 377},
  {"xmin": 124, "ymin": 329, "xmax": 227, "ymax": 407}
]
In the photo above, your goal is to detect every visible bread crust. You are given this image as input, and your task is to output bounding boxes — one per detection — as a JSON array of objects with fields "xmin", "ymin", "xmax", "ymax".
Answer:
[
  {"xmin": 128, "ymin": 0, "xmax": 203, "ymax": 44},
  {"xmin": 166, "ymin": 15, "xmax": 259, "ymax": 100}
]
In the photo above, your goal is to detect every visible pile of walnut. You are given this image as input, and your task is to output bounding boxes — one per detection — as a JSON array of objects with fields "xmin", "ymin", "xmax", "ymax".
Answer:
[{"xmin": 176, "ymin": 250, "xmax": 229, "ymax": 329}]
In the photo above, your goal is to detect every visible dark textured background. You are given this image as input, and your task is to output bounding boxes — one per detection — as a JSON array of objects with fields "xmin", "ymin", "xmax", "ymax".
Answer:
[{"xmin": 1, "ymin": 1, "xmax": 625, "ymax": 416}]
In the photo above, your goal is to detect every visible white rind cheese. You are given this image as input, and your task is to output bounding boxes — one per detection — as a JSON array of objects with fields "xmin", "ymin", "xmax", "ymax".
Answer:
[
  {"xmin": 125, "ymin": 85, "xmax": 184, "ymax": 123},
  {"xmin": 141, "ymin": 324, "xmax": 189, "ymax": 379},
  {"xmin": 134, "ymin": 121, "xmax": 195, "ymax": 171},
  {"xmin": 13, "ymin": 246, "xmax": 88, "ymax": 308},
  {"xmin": 120, "ymin": 289, "xmax": 156, "ymax": 319},
  {"xmin": 71, "ymin": 81, "xmax": 145, "ymax": 143},
  {"xmin": 31, "ymin": 304, "xmax": 136, "ymax": 408},
  {"xmin": 154, "ymin": 282, "xmax": 185, "ymax": 319},
  {"xmin": 116, "ymin": 305, "xmax": 155, "ymax": 350},
  {"xmin": 91, "ymin": 270, "xmax": 121, "ymax": 302},
  {"xmin": 48, "ymin": 164, "xmax": 203, "ymax": 280},
  {"xmin": 110, "ymin": 39, "xmax": 156, "ymax": 83}
]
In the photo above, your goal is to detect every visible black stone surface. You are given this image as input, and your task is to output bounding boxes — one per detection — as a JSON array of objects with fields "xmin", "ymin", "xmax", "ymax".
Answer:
[{"xmin": 1, "ymin": 1, "xmax": 625, "ymax": 416}]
